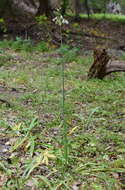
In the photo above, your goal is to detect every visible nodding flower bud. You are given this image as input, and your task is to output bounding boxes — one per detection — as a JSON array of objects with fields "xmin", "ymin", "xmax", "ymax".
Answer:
[
  {"xmin": 62, "ymin": 18, "xmax": 69, "ymax": 24},
  {"xmin": 52, "ymin": 17, "xmax": 58, "ymax": 22},
  {"xmin": 52, "ymin": 13, "xmax": 69, "ymax": 26}
]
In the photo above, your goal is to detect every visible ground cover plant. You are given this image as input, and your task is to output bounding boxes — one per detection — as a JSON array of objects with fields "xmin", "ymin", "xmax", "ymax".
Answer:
[
  {"xmin": 0, "ymin": 37, "xmax": 125, "ymax": 190},
  {"xmin": 80, "ymin": 13, "xmax": 125, "ymax": 23}
]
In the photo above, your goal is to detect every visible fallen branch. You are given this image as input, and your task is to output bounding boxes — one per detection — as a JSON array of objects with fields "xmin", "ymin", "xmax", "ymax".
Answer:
[
  {"xmin": 106, "ymin": 60, "xmax": 125, "ymax": 73},
  {"xmin": 88, "ymin": 49, "xmax": 125, "ymax": 79}
]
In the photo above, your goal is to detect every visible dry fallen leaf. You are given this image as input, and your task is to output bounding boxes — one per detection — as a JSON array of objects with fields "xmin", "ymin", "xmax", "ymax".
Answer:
[
  {"xmin": 42, "ymin": 150, "xmax": 56, "ymax": 165},
  {"xmin": 112, "ymin": 172, "xmax": 119, "ymax": 179},
  {"xmin": 71, "ymin": 181, "xmax": 82, "ymax": 190},
  {"xmin": 0, "ymin": 172, "xmax": 7, "ymax": 188}
]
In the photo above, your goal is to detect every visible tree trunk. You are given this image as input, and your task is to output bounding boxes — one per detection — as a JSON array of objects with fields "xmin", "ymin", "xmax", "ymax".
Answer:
[
  {"xmin": 0, "ymin": 0, "xmax": 58, "ymax": 20},
  {"xmin": 0, "ymin": 0, "xmax": 9, "ymax": 17},
  {"xmin": 38, "ymin": 0, "xmax": 50, "ymax": 16},
  {"xmin": 84, "ymin": 0, "xmax": 90, "ymax": 18},
  {"xmin": 88, "ymin": 49, "xmax": 125, "ymax": 79},
  {"xmin": 61, "ymin": 0, "xmax": 69, "ymax": 15},
  {"xmin": 0, "ymin": 0, "xmax": 59, "ymax": 32},
  {"xmin": 9, "ymin": 0, "xmax": 40, "ymax": 18},
  {"xmin": 74, "ymin": 0, "xmax": 81, "ymax": 17}
]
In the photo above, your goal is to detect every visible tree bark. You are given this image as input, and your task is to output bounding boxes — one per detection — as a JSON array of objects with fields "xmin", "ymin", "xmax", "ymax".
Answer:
[
  {"xmin": 38, "ymin": 0, "xmax": 60, "ymax": 16},
  {"xmin": 9, "ymin": 0, "xmax": 40, "ymax": 17},
  {"xmin": 0, "ymin": 0, "xmax": 58, "ymax": 20},
  {"xmin": 88, "ymin": 49, "xmax": 125, "ymax": 79},
  {"xmin": 61, "ymin": 0, "xmax": 69, "ymax": 15},
  {"xmin": 84, "ymin": 0, "xmax": 90, "ymax": 18},
  {"xmin": 74, "ymin": 0, "xmax": 81, "ymax": 17},
  {"xmin": 0, "ymin": 0, "xmax": 9, "ymax": 17}
]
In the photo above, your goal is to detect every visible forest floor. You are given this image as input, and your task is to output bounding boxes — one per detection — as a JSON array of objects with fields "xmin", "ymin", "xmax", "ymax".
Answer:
[
  {"xmin": 3, "ymin": 16, "xmax": 125, "ymax": 51},
  {"xmin": 0, "ymin": 17, "xmax": 125, "ymax": 189}
]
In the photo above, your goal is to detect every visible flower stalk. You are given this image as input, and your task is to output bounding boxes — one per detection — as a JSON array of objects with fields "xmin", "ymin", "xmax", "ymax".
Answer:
[{"xmin": 53, "ymin": 9, "xmax": 69, "ymax": 167}]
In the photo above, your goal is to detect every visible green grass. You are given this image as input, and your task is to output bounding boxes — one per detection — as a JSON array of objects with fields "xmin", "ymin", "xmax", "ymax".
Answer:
[
  {"xmin": 0, "ymin": 38, "xmax": 49, "ymax": 52},
  {"xmin": 80, "ymin": 13, "xmax": 125, "ymax": 23},
  {"xmin": 0, "ymin": 43, "xmax": 125, "ymax": 189}
]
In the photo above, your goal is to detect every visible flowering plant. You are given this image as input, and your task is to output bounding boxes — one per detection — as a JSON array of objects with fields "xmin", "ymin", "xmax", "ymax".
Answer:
[
  {"xmin": 52, "ymin": 8, "xmax": 69, "ymax": 167},
  {"xmin": 52, "ymin": 8, "xmax": 69, "ymax": 26}
]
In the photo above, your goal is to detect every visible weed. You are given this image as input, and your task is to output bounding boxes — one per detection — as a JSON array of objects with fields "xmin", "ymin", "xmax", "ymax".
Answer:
[
  {"xmin": 0, "ymin": 38, "xmax": 50, "ymax": 53},
  {"xmin": 35, "ymin": 15, "xmax": 48, "ymax": 25},
  {"xmin": 53, "ymin": 9, "xmax": 70, "ymax": 169},
  {"xmin": 11, "ymin": 37, "xmax": 33, "ymax": 52},
  {"xmin": 56, "ymin": 45, "xmax": 79, "ymax": 64},
  {"xmin": 0, "ymin": 55, "xmax": 13, "ymax": 67},
  {"xmin": 0, "ymin": 37, "xmax": 33, "ymax": 52},
  {"xmin": 0, "ymin": 18, "xmax": 7, "ymax": 33},
  {"xmin": 35, "ymin": 41, "xmax": 49, "ymax": 52}
]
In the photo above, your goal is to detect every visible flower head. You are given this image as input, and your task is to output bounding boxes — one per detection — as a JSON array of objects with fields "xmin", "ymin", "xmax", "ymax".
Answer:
[{"xmin": 52, "ymin": 9, "xmax": 69, "ymax": 26}]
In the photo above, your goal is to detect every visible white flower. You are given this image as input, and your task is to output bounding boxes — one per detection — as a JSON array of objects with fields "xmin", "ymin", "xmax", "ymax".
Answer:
[
  {"xmin": 62, "ymin": 18, "xmax": 69, "ymax": 24},
  {"xmin": 52, "ymin": 15, "xmax": 69, "ymax": 26},
  {"xmin": 52, "ymin": 17, "xmax": 58, "ymax": 22}
]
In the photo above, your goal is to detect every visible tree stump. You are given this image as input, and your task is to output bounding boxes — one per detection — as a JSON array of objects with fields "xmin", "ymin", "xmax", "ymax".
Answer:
[{"xmin": 88, "ymin": 49, "xmax": 125, "ymax": 79}]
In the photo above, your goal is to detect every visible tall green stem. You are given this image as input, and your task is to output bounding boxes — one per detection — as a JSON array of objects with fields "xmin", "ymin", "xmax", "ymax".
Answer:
[{"xmin": 60, "ymin": 26, "xmax": 68, "ymax": 167}]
